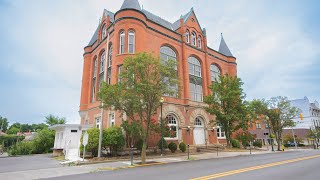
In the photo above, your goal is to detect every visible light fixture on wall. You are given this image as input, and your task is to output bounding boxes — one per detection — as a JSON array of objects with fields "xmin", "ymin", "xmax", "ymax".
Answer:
[{"xmin": 187, "ymin": 126, "xmax": 191, "ymax": 132}]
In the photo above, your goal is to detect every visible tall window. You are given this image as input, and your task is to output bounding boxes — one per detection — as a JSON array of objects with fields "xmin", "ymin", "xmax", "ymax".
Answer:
[
  {"xmin": 256, "ymin": 123, "xmax": 261, "ymax": 129},
  {"xmin": 160, "ymin": 46, "xmax": 178, "ymax": 97},
  {"xmin": 217, "ymin": 124, "xmax": 225, "ymax": 138},
  {"xmin": 165, "ymin": 114, "xmax": 178, "ymax": 139},
  {"xmin": 198, "ymin": 36, "xmax": 202, "ymax": 49},
  {"xmin": 188, "ymin": 57, "xmax": 202, "ymax": 102},
  {"xmin": 99, "ymin": 52, "xmax": 106, "ymax": 88},
  {"xmin": 107, "ymin": 45, "xmax": 113, "ymax": 84},
  {"xmin": 120, "ymin": 31, "xmax": 125, "ymax": 54},
  {"xmin": 109, "ymin": 113, "xmax": 115, "ymax": 127},
  {"xmin": 118, "ymin": 65, "xmax": 123, "ymax": 83},
  {"xmin": 92, "ymin": 58, "xmax": 97, "ymax": 102},
  {"xmin": 128, "ymin": 30, "xmax": 135, "ymax": 54},
  {"xmin": 102, "ymin": 25, "xmax": 107, "ymax": 39},
  {"xmin": 210, "ymin": 64, "xmax": 221, "ymax": 82},
  {"xmin": 191, "ymin": 32, "xmax": 196, "ymax": 46},
  {"xmin": 185, "ymin": 30, "xmax": 190, "ymax": 43}
]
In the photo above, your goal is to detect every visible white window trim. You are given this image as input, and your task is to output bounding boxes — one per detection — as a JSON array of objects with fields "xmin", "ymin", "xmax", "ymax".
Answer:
[
  {"xmin": 186, "ymin": 30, "xmax": 190, "ymax": 43},
  {"xmin": 191, "ymin": 32, "xmax": 196, "ymax": 46},
  {"xmin": 119, "ymin": 31, "xmax": 125, "ymax": 54},
  {"xmin": 164, "ymin": 115, "xmax": 179, "ymax": 140},
  {"xmin": 217, "ymin": 126, "xmax": 226, "ymax": 139},
  {"xmin": 198, "ymin": 36, "xmax": 202, "ymax": 48},
  {"xmin": 128, "ymin": 31, "xmax": 135, "ymax": 54}
]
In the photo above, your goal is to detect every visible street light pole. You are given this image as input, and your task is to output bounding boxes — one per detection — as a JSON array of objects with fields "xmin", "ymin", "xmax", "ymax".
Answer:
[
  {"xmin": 160, "ymin": 97, "xmax": 164, "ymax": 156},
  {"xmin": 291, "ymin": 126, "xmax": 298, "ymax": 150}
]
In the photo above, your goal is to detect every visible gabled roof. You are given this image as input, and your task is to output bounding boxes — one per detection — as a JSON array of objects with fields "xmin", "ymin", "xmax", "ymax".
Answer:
[
  {"xmin": 219, "ymin": 34, "xmax": 233, "ymax": 57},
  {"xmin": 142, "ymin": 9, "xmax": 175, "ymax": 30},
  {"xmin": 120, "ymin": 0, "xmax": 141, "ymax": 11},
  {"xmin": 104, "ymin": 9, "xmax": 115, "ymax": 22}
]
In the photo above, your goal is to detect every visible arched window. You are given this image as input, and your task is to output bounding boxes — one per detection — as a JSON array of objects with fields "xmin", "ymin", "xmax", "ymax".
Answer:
[
  {"xmin": 99, "ymin": 52, "xmax": 106, "ymax": 88},
  {"xmin": 194, "ymin": 117, "xmax": 203, "ymax": 126},
  {"xmin": 119, "ymin": 31, "xmax": 125, "ymax": 54},
  {"xmin": 185, "ymin": 30, "xmax": 190, "ymax": 43},
  {"xmin": 191, "ymin": 32, "xmax": 196, "ymax": 46},
  {"xmin": 92, "ymin": 57, "xmax": 98, "ymax": 102},
  {"xmin": 188, "ymin": 57, "xmax": 202, "ymax": 102},
  {"xmin": 102, "ymin": 25, "xmax": 107, "ymax": 39},
  {"xmin": 198, "ymin": 36, "xmax": 202, "ymax": 49},
  {"xmin": 107, "ymin": 45, "xmax": 113, "ymax": 84},
  {"xmin": 160, "ymin": 46, "xmax": 178, "ymax": 97},
  {"xmin": 128, "ymin": 30, "xmax": 135, "ymax": 54},
  {"xmin": 165, "ymin": 114, "xmax": 178, "ymax": 139},
  {"xmin": 210, "ymin": 64, "xmax": 221, "ymax": 82}
]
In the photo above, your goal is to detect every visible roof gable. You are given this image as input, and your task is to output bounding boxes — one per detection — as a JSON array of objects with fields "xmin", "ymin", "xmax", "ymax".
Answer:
[{"xmin": 183, "ymin": 8, "xmax": 203, "ymax": 34}]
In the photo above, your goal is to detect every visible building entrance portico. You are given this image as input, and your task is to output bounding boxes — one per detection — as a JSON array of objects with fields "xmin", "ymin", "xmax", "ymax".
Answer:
[{"xmin": 193, "ymin": 117, "xmax": 205, "ymax": 145}]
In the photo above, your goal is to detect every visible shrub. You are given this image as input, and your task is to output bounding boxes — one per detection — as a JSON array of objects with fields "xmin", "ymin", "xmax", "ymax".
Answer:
[
  {"xmin": 231, "ymin": 139, "xmax": 240, "ymax": 148},
  {"xmin": 253, "ymin": 141, "xmax": 262, "ymax": 148},
  {"xmin": 8, "ymin": 141, "xmax": 34, "ymax": 156},
  {"xmin": 168, "ymin": 142, "xmax": 177, "ymax": 153},
  {"xmin": 157, "ymin": 137, "xmax": 168, "ymax": 150},
  {"xmin": 104, "ymin": 127, "xmax": 125, "ymax": 155},
  {"xmin": 80, "ymin": 128, "xmax": 107, "ymax": 157},
  {"xmin": 32, "ymin": 129, "xmax": 55, "ymax": 154},
  {"xmin": 179, "ymin": 142, "xmax": 186, "ymax": 152},
  {"xmin": 136, "ymin": 139, "xmax": 144, "ymax": 151},
  {"xmin": 0, "ymin": 135, "xmax": 25, "ymax": 149}
]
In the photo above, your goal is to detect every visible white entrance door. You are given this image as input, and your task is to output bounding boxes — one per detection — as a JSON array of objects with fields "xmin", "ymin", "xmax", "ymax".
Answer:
[{"xmin": 194, "ymin": 117, "xmax": 205, "ymax": 145}]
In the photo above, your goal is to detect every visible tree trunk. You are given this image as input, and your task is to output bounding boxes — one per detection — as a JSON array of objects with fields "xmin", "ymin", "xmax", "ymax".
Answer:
[{"xmin": 141, "ymin": 140, "xmax": 147, "ymax": 164}]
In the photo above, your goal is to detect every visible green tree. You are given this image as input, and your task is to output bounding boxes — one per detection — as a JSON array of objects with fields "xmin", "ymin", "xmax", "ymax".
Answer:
[
  {"xmin": 7, "ymin": 127, "xmax": 20, "ymax": 135},
  {"xmin": 267, "ymin": 96, "xmax": 299, "ymax": 151},
  {"xmin": 0, "ymin": 116, "xmax": 9, "ymax": 132},
  {"xmin": 204, "ymin": 74, "xmax": 248, "ymax": 147},
  {"xmin": 31, "ymin": 123, "xmax": 48, "ymax": 131},
  {"xmin": 45, "ymin": 115, "xmax": 67, "ymax": 126},
  {"xmin": 99, "ymin": 52, "xmax": 178, "ymax": 164},
  {"xmin": 121, "ymin": 121, "xmax": 142, "ymax": 147}
]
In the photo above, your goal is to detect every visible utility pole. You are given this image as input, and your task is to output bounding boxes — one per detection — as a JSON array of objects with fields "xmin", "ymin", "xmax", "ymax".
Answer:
[{"xmin": 291, "ymin": 126, "xmax": 297, "ymax": 150}]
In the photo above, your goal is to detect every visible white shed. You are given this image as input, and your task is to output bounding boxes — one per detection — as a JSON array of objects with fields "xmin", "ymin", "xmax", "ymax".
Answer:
[{"xmin": 49, "ymin": 124, "xmax": 92, "ymax": 161}]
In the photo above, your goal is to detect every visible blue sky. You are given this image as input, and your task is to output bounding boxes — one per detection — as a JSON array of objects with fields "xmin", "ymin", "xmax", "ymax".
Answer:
[{"xmin": 0, "ymin": 0, "xmax": 319, "ymax": 125}]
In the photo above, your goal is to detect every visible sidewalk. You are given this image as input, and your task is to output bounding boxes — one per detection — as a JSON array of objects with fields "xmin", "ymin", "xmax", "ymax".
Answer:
[
  {"xmin": 0, "ymin": 150, "xmax": 277, "ymax": 180},
  {"xmin": 0, "ymin": 152, "xmax": 8, "ymax": 158}
]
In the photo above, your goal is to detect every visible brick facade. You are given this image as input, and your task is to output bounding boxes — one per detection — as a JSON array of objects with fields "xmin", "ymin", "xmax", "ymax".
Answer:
[{"xmin": 79, "ymin": 0, "xmax": 237, "ymax": 146}]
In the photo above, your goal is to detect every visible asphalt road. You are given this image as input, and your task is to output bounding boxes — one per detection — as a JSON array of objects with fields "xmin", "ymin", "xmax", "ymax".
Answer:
[
  {"xmin": 45, "ymin": 150, "xmax": 320, "ymax": 180},
  {"xmin": 0, "ymin": 154, "xmax": 61, "ymax": 173}
]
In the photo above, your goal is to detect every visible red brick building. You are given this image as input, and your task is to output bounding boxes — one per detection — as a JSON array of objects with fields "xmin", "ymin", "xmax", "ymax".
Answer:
[{"xmin": 79, "ymin": 0, "xmax": 237, "ymax": 146}]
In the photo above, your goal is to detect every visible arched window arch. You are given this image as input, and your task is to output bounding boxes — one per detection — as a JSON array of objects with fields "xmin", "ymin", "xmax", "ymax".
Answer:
[
  {"xmin": 102, "ymin": 24, "xmax": 107, "ymax": 40},
  {"xmin": 119, "ymin": 31, "xmax": 125, "ymax": 54},
  {"xmin": 128, "ymin": 30, "xmax": 135, "ymax": 54},
  {"xmin": 210, "ymin": 64, "xmax": 221, "ymax": 82},
  {"xmin": 92, "ymin": 57, "xmax": 98, "ymax": 102},
  {"xmin": 99, "ymin": 51, "xmax": 106, "ymax": 88},
  {"xmin": 160, "ymin": 46, "xmax": 178, "ymax": 97},
  {"xmin": 188, "ymin": 56, "xmax": 203, "ymax": 102},
  {"xmin": 107, "ymin": 45, "xmax": 113, "ymax": 84},
  {"xmin": 191, "ymin": 32, "xmax": 196, "ymax": 46},
  {"xmin": 165, "ymin": 114, "xmax": 178, "ymax": 139},
  {"xmin": 185, "ymin": 30, "xmax": 190, "ymax": 43},
  {"xmin": 194, "ymin": 117, "xmax": 203, "ymax": 126},
  {"xmin": 198, "ymin": 36, "xmax": 202, "ymax": 49}
]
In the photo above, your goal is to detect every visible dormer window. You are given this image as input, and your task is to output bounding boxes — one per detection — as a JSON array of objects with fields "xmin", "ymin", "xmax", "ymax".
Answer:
[
  {"xmin": 102, "ymin": 25, "xmax": 107, "ymax": 40},
  {"xmin": 191, "ymin": 32, "xmax": 196, "ymax": 46},
  {"xmin": 185, "ymin": 30, "xmax": 190, "ymax": 43}
]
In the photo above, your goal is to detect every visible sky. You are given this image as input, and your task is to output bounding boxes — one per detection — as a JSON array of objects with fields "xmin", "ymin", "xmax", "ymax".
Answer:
[{"xmin": 0, "ymin": 0, "xmax": 319, "ymax": 125}]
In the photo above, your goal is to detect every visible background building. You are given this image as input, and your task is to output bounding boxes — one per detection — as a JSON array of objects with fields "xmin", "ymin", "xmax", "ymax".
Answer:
[
  {"xmin": 79, "ymin": 0, "xmax": 237, "ymax": 147},
  {"xmin": 290, "ymin": 96, "xmax": 320, "ymax": 129}
]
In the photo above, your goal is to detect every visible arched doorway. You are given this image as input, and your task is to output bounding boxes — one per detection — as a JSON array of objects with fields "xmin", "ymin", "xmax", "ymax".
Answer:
[{"xmin": 193, "ymin": 117, "xmax": 205, "ymax": 145}]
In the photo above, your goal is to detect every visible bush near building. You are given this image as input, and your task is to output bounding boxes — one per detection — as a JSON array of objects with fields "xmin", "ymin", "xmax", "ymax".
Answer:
[
  {"xmin": 231, "ymin": 139, "xmax": 241, "ymax": 148},
  {"xmin": 253, "ymin": 141, "xmax": 262, "ymax": 148},
  {"xmin": 179, "ymin": 142, "xmax": 186, "ymax": 152},
  {"xmin": 168, "ymin": 142, "xmax": 177, "ymax": 153}
]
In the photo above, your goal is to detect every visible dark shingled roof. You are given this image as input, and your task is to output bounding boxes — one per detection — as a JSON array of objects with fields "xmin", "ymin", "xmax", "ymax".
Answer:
[
  {"xmin": 120, "ymin": 0, "xmax": 141, "ymax": 11},
  {"xmin": 219, "ymin": 35, "xmax": 233, "ymax": 57}
]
